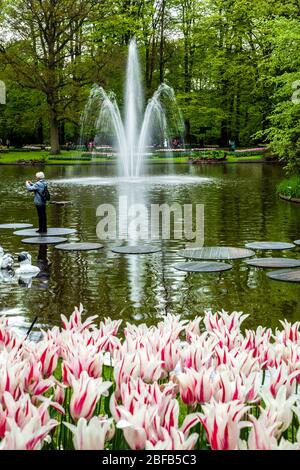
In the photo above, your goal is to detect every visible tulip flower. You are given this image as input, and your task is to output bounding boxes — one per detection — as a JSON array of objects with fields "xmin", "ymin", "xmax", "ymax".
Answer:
[
  {"xmin": 185, "ymin": 316, "xmax": 202, "ymax": 341},
  {"xmin": 268, "ymin": 364, "xmax": 299, "ymax": 398},
  {"xmin": 245, "ymin": 414, "xmax": 279, "ymax": 450},
  {"xmin": 69, "ymin": 371, "xmax": 111, "ymax": 421},
  {"xmin": 180, "ymin": 333, "xmax": 215, "ymax": 371},
  {"xmin": 161, "ymin": 339, "xmax": 180, "ymax": 373},
  {"xmin": 53, "ymin": 383, "xmax": 66, "ymax": 406},
  {"xmin": 0, "ymin": 417, "xmax": 58, "ymax": 450},
  {"xmin": 0, "ymin": 317, "xmax": 22, "ymax": 352},
  {"xmin": 203, "ymin": 310, "xmax": 249, "ymax": 334},
  {"xmin": 241, "ymin": 327, "xmax": 272, "ymax": 366},
  {"xmin": 178, "ymin": 368, "xmax": 215, "ymax": 405},
  {"xmin": 277, "ymin": 320, "xmax": 300, "ymax": 345},
  {"xmin": 260, "ymin": 386, "xmax": 297, "ymax": 436},
  {"xmin": 199, "ymin": 400, "xmax": 250, "ymax": 450},
  {"xmin": 177, "ymin": 370, "xmax": 196, "ymax": 405},
  {"xmin": 34, "ymin": 342, "xmax": 59, "ymax": 377},
  {"xmin": 146, "ymin": 427, "xmax": 198, "ymax": 450},
  {"xmin": 157, "ymin": 314, "xmax": 188, "ymax": 340},
  {"xmin": 114, "ymin": 348, "xmax": 163, "ymax": 397},
  {"xmin": 0, "ymin": 402, "xmax": 7, "ymax": 438},
  {"xmin": 0, "ymin": 359, "xmax": 24, "ymax": 400},
  {"xmin": 62, "ymin": 343, "xmax": 104, "ymax": 384},
  {"xmin": 117, "ymin": 404, "xmax": 157, "ymax": 450},
  {"xmin": 65, "ymin": 416, "xmax": 114, "ymax": 450},
  {"xmin": 61, "ymin": 304, "xmax": 98, "ymax": 332},
  {"xmin": 3, "ymin": 391, "xmax": 64, "ymax": 429},
  {"xmin": 98, "ymin": 318, "xmax": 122, "ymax": 337}
]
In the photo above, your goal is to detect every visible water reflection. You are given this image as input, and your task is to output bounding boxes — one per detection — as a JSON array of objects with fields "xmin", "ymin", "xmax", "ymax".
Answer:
[
  {"xmin": 0, "ymin": 163, "xmax": 299, "ymax": 332},
  {"xmin": 36, "ymin": 244, "xmax": 51, "ymax": 289}
]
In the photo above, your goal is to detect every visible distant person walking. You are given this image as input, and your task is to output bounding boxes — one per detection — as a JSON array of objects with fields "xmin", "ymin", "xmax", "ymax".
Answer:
[
  {"xmin": 26, "ymin": 172, "xmax": 50, "ymax": 233},
  {"xmin": 6, "ymin": 139, "xmax": 10, "ymax": 149},
  {"xmin": 229, "ymin": 138, "xmax": 236, "ymax": 152},
  {"xmin": 88, "ymin": 140, "xmax": 95, "ymax": 152}
]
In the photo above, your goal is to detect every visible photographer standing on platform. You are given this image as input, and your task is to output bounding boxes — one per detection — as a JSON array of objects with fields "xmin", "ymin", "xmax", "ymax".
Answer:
[{"xmin": 26, "ymin": 172, "xmax": 50, "ymax": 234}]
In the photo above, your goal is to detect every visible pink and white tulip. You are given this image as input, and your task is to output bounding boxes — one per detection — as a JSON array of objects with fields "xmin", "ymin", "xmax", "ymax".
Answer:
[
  {"xmin": 65, "ymin": 416, "xmax": 114, "ymax": 450},
  {"xmin": 70, "ymin": 371, "xmax": 111, "ymax": 421},
  {"xmin": 200, "ymin": 400, "xmax": 250, "ymax": 450},
  {"xmin": 146, "ymin": 427, "xmax": 198, "ymax": 450}
]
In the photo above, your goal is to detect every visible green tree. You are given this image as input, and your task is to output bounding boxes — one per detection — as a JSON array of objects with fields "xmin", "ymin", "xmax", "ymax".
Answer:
[
  {"xmin": 0, "ymin": 0, "xmax": 99, "ymax": 153},
  {"xmin": 257, "ymin": 17, "xmax": 300, "ymax": 174}
]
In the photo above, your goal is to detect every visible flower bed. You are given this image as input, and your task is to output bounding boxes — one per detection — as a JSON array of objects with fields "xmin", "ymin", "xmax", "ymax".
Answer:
[
  {"xmin": 189, "ymin": 150, "xmax": 227, "ymax": 163},
  {"xmin": 1, "ymin": 306, "xmax": 300, "ymax": 450}
]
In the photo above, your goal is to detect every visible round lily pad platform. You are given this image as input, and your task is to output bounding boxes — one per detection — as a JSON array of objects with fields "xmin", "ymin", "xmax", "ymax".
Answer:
[
  {"xmin": 22, "ymin": 237, "xmax": 68, "ymax": 245},
  {"xmin": 111, "ymin": 245, "xmax": 161, "ymax": 255},
  {"xmin": 174, "ymin": 261, "xmax": 232, "ymax": 273},
  {"xmin": 267, "ymin": 269, "xmax": 300, "ymax": 283},
  {"xmin": 178, "ymin": 247, "xmax": 255, "ymax": 260},
  {"xmin": 13, "ymin": 227, "xmax": 77, "ymax": 236},
  {"xmin": 55, "ymin": 242, "xmax": 104, "ymax": 251},
  {"xmin": 245, "ymin": 241, "xmax": 295, "ymax": 250},
  {"xmin": 50, "ymin": 201, "xmax": 73, "ymax": 205},
  {"xmin": 245, "ymin": 258, "xmax": 300, "ymax": 269},
  {"xmin": 0, "ymin": 223, "xmax": 33, "ymax": 229},
  {"xmin": 295, "ymin": 240, "xmax": 300, "ymax": 246}
]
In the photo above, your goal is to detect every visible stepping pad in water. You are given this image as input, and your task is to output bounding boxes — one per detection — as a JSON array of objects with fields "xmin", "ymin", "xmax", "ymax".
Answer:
[
  {"xmin": 267, "ymin": 269, "xmax": 300, "ymax": 283},
  {"xmin": 0, "ymin": 223, "xmax": 33, "ymax": 229},
  {"xmin": 50, "ymin": 201, "xmax": 72, "ymax": 205},
  {"xmin": 14, "ymin": 227, "xmax": 77, "ymax": 236},
  {"xmin": 22, "ymin": 237, "xmax": 68, "ymax": 244},
  {"xmin": 111, "ymin": 245, "xmax": 161, "ymax": 254},
  {"xmin": 178, "ymin": 247, "xmax": 255, "ymax": 260},
  {"xmin": 174, "ymin": 262, "xmax": 232, "ymax": 273},
  {"xmin": 245, "ymin": 258, "xmax": 300, "ymax": 269},
  {"xmin": 295, "ymin": 240, "xmax": 300, "ymax": 246},
  {"xmin": 245, "ymin": 241, "xmax": 295, "ymax": 250},
  {"xmin": 55, "ymin": 242, "xmax": 104, "ymax": 251}
]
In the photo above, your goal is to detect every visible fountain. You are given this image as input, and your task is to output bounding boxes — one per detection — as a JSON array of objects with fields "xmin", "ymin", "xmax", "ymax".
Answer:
[{"xmin": 80, "ymin": 39, "xmax": 184, "ymax": 178}]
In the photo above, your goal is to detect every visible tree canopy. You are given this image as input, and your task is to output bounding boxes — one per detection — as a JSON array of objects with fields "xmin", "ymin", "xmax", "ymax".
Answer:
[{"xmin": 0, "ymin": 0, "xmax": 299, "ymax": 172}]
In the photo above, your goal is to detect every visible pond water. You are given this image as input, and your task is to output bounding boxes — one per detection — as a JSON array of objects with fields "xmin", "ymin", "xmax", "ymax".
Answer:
[{"xmin": 0, "ymin": 162, "xmax": 299, "ymax": 335}]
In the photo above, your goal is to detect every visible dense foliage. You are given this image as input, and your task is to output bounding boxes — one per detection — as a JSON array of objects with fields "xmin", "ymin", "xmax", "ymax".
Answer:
[
  {"xmin": 277, "ymin": 176, "xmax": 300, "ymax": 200},
  {"xmin": 0, "ymin": 0, "xmax": 299, "ymax": 172}
]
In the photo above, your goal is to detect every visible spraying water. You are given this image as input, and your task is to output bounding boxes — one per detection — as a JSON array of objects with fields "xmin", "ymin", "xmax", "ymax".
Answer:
[{"xmin": 80, "ymin": 39, "xmax": 184, "ymax": 178}]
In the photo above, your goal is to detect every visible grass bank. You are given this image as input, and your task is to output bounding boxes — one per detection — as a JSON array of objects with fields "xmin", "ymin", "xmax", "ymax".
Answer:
[
  {"xmin": 0, "ymin": 149, "xmax": 266, "ymax": 165},
  {"xmin": 277, "ymin": 175, "xmax": 300, "ymax": 199},
  {"xmin": 227, "ymin": 155, "xmax": 265, "ymax": 163},
  {"xmin": 0, "ymin": 150, "xmax": 86, "ymax": 165}
]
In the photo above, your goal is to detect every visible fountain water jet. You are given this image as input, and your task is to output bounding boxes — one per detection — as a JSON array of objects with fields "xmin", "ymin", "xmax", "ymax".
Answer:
[{"xmin": 80, "ymin": 39, "xmax": 184, "ymax": 178}]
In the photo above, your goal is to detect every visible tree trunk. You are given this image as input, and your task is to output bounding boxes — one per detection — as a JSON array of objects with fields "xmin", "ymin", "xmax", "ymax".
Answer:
[
  {"xmin": 59, "ymin": 120, "xmax": 65, "ymax": 146},
  {"xmin": 37, "ymin": 117, "xmax": 44, "ymax": 144},
  {"xmin": 219, "ymin": 119, "xmax": 229, "ymax": 147},
  {"xmin": 49, "ymin": 105, "xmax": 60, "ymax": 154},
  {"xmin": 184, "ymin": 119, "xmax": 191, "ymax": 145},
  {"xmin": 159, "ymin": 0, "xmax": 166, "ymax": 83}
]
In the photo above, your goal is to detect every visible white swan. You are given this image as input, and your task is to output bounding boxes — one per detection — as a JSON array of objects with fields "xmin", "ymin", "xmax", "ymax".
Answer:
[
  {"xmin": 0, "ymin": 253, "xmax": 14, "ymax": 270},
  {"xmin": 15, "ymin": 252, "xmax": 40, "ymax": 276},
  {"xmin": 0, "ymin": 248, "xmax": 14, "ymax": 282}
]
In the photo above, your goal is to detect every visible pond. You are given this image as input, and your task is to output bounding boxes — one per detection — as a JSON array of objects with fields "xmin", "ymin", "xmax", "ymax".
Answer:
[{"xmin": 0, "ymin": 162, "xmax": 299, "ymax": 335}]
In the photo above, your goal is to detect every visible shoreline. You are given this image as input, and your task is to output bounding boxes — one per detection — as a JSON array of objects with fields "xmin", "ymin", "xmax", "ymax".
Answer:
[
  {"xmin": 278, "ymin": 193, "xmax": 300, "ymax": 204},
  {"xmin": 0, "ymin": 157, "xmax": 279, "ymax": 166}
]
